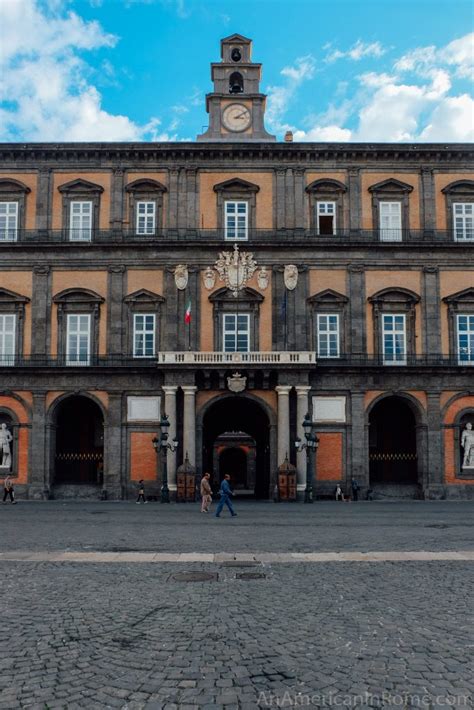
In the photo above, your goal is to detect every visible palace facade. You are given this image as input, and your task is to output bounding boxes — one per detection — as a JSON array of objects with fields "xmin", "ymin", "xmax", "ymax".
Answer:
[{"xmin": 0, "ymin": 34, "xmax": 473, "ymax": 500}]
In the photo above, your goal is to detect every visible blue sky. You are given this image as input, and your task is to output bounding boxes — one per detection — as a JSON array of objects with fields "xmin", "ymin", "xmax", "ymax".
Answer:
[{"xmin": 1, "ymin": 0, "xmax": 473, "ymax": 142}]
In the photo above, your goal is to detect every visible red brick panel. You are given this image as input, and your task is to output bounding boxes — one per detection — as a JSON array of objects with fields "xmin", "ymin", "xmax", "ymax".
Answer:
[
  {"xmin": 130, "ymin": 432, "xmax": 159, "ymax": 481},
  {"xmin": 316, "ymin": 432, "xmax": 344, "ymax": 481}
]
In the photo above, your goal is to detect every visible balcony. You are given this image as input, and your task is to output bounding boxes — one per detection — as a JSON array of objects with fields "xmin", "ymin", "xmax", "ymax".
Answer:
[
  {"xmin": 0, "ymin": 227, "xmax": 472, "ymax": 246},
  {"xmin": 0, "ymin": 352, "xmax": 471, "ymax": 369}
]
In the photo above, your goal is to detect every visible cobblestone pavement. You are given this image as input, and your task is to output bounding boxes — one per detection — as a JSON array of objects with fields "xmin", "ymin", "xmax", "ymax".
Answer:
[
  {"xmin": 1, "ymin": 500, "xmax": 474, "ymax": 553},
  {"xmin": 1, "ymin": 503, "xmax": 473, "ymax": 709}
]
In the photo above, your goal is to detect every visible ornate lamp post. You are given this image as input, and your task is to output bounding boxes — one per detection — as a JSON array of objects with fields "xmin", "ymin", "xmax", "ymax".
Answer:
[
  {"xmin": 295, "ymin": 412, "xmax": 319, "ymax": 503},
  {"xmin": 152, "ymin": 413, "xmax": 178, "ymax": 503}
]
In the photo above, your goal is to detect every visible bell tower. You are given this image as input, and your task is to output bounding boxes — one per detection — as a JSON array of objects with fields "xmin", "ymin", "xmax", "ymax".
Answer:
[{"xmin": 197, "ymin": 34, "xmax": 276, "ymax": 142}]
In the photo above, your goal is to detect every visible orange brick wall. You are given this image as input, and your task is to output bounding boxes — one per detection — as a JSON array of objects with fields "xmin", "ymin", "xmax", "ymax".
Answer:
[
  {"xmin": 130, "ymin": 432, "xmax": 159, "ymax": 481},
  {"xmin": 126, "ymin": 269, "xmax": 164, "ymax": 296},
  {"xmin": 316, "ymin": 432, "xmax": 344, "ymax": 481},
  {"xmin": 309, "ymin": 269, "xmax": 347, "ymax": 296},
  {"xmin": 0, "ymin": 271, "xmax": 33, "ymax": 355},
  {"xmin": 51, "ymin": 172, "xmax": 111, "ymax": 230}
]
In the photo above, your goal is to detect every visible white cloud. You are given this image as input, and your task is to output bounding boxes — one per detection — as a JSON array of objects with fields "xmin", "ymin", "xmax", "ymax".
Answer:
[
  {"xmin": 0, "ymin": 0, "xmax": 165, "ymax": 141},
  {"xmin": 395, "ymin": 32, "xmax": 474, "ymax": 80},
  {"xmin": 293, "ymin": 125, "xmax": 352, "ymax": 142},
  {"xmin": 325, "ymin": 40, "xmax": 386, "ymax": 63},
  {"xmin": 419, "ymin": 94, "xmax": 474, "ymax": 141},
  {"xmin": 266, "ymin": 55, "xmax": 315, "ymax": 133}
]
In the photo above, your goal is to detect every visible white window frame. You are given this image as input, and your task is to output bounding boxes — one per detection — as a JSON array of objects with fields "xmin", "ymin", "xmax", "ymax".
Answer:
[
  {"xmin": 133, "ymin": 313, "xmax": 156, "ymax": 358},
  {"xmin": 382, "ymin": 313, "xmax": 406, "ymax": 365},
  {"xmin": 225, "ymin": 201, "xmax": 248, "ymax": 240},
  {"xmin": 453, "ymin": 203, "xmax": 474, "ymax": 242},
  {"xmin": 379, "ymin": 201, "xmax": 402, "ymax": 242},
  {"xmin": 66, "ymin": 314, "xmax": 91, "ymax": 366},
  {"xmin": 0, "ymin": 202, "xmax": 18, "ymax": 242},
  {"xmin": 317, "ymin": 313, "xmax": 340, "ymax": 358},
  {"xmin": 456, "ymin": 314, "xmax": 474, "ymax": 365},
  {"xmin": 316, "ymin": 201, "xmax": 336, "ymax": 235},
  {"xmin": 69, "ymin": 201, "xmax": 92, "ymax": 242},
  {"xmin": 0, "ymin": 314, "xmax": 16, "ymax": 366},
  {"xmin": 223, "ymin": 313, "xmax": 250, "ymax": 352},
  {"xmin": 136, "ymin": 201, "xmax": 156, "ymax": 235}
]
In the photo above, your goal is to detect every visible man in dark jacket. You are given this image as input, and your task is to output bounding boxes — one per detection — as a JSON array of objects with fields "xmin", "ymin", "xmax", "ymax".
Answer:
[{"xmin": 215, "ymin": 474, "xmax": 237, "ymax": 518}]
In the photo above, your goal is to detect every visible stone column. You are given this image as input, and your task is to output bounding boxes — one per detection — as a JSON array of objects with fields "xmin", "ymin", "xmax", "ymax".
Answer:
[
  {"xmin": 104, "ymin": 393, "xmax": 123, "ymax": 499},
  {"xmin": 162, "ymin": 386, "xmax": 178, "ymax": 491},
  {"xmin": 295, "ymin": 385, "xmax": 311, "ymax": 490},
  {"xmin": 350, "ymin": 392, "xmax": 367, "ymax": 489},
  {"xmin": 31, "ymin": 265, "xmax": 51, "ymax": 358},
  {"xmin": 29, "ymin": 391, "xmax": 48, "ymax": 498},
  {"xmin": 182, "ymin": 386, "xmax": 197, "ymax": 467},
  {"xmin": 426, "ymin": 392, "xmax": 444, "ymax": 497},
  {"xmin": 276, "ymin": 385, "xmax": 292, "ymax": 467}
]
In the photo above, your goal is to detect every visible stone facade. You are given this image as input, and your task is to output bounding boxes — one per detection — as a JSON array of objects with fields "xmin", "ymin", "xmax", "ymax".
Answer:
[{"xmin": 0, "ymin": 35, "xmax": 473, "ymax": 500}]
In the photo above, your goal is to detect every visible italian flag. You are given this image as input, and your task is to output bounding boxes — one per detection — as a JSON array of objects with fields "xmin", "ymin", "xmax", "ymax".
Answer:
[{"xmin": 184, "ymin": 300, "xmax": 192, "ymax": 324}]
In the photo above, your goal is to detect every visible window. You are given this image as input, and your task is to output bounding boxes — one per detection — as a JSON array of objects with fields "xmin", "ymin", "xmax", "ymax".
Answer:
[
  {"xmin": 136, "ymin": 201, "xmax": 156, "ymax": 235},
  {"xmin": 379, "ymin": 202, "xmax": 402, "ymax": 242},
  {"xmin": 223, "ymin": 313, "xmax": 250, "ymax": 352},
  {"xmin": 70, "ymin": 201, "xmax": 92, "ymax": 241},
  {"xmin": 0, "ymin": 314, "xmax": 16, "ymax": 365},
  {"xmin": 225, "ymin": 201, "xmax": 248, "ymax": 240},
  {"xmin": 0, "ymin": 202, "xmax": 18, "ymax": 241},
  {"xmin": 453, "ymin": 203, "xmax": 473, "ymax": 242},
  {"xmin": 382, "ymin": 314, "xmax": 406, "ymax": 365},
  {"xmin": 133, "ymin": 314, "xmax": 155, "ymax": 357},
  {"xmin": 317, "ymin": 314, "xmax": 340, "ymax": 358},
  {"xmin": 316, "ymin": 202, "xmax": 336, "ymax": 235},
  {"xmin": 457, "ymin": 315, "xmax": 474, "ymax": 364},
  {"xmin": 66, "ymin": 314, "xmax": 91, "ymax": 365}
]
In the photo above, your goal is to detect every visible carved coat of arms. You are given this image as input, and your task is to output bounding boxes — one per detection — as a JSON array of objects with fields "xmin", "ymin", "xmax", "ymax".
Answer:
[
  {"xmin": 284, "ymin": 264, "xmax": 298, "ymax": 290},
  {"xmin": 174, "ymin": 264, "xmax": 188, "ymax": 290},
  {"xmin": 215, "ymin": 244, "xmax": 257, "ymax": 297},
  {"xmin": 227, "ymin": 372, "xmax": 247, "ymax": 393}
]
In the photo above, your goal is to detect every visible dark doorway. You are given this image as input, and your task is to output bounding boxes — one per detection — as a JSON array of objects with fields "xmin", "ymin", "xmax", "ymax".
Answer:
[
  {"xmin": 369, "ymin": 397, "xmax": 418, "ymax": 485},
  {"xmin": 54, "ymin": 396, "xmax": 104, "ymax": 485},
  {"xmin": 203, "ymin": 396, "xmax": 270, "ymax": 498}
]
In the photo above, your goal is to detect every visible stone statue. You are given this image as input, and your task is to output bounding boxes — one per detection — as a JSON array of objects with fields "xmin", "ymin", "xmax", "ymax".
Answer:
[
  {"xmin": 461, "ymin": 422, "xmax": 474, "ymax": 468},
  {"xmin": 203, "ymin": 266, "xmax": 216, "ymax": 290},
  {"xmin": 0, "ymin": 423, "xmax": 13, "ymax": 469},
  {"xmin": 174, "ymin": 264, "xmax": 188, "ymax": 290},
  {"xmin": 257, "ymin": 266, "xmax": 269, "ymax": 290},
  {"xmin": 284, "ymin": 264, "xmax": 298, "ymax": 291}
]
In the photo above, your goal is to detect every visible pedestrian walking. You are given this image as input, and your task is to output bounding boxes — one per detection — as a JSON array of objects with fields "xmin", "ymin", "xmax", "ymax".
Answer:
[
  {"xmin": 136, "ymin": 479, "xmax": 147, "ymax": 504},
  {"xmin": 351, "ymin": 477, "xmax": 360, "ymax": 501},
  {"xmin": 3, "ymin": 476, "xmax": 16, "ymax": 504},
  {"xmin": 215, "ymin": 474, "xmax": 237, "ymax": 518},
  {"xmin": 335, "ymin": 484, "xmax": 344, "ymax": 501},
  {"xmin": 200, "ymin": 472, "xmax": 213, "ymax": 513}
]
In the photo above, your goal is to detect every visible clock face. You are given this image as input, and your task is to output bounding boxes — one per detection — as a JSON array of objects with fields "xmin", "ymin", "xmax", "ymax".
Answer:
[{"xmin": 222, "ymin": 104, "xmax": 251, "ymax": 132}]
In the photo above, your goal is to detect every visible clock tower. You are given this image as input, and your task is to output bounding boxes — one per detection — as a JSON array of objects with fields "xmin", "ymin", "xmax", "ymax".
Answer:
[{"xmin": 197, "ymin": 34, "xmax": 276, "ymax": 142}]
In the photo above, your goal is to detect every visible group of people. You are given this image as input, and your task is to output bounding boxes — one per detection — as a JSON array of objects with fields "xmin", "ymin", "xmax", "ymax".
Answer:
[
  {"xmin": 135, "ymin": 473, "xmax": 237, "ymax": 517},
  {"xmin": 335, "ymin": 478, "xmax": 360, "ymax": 502}
]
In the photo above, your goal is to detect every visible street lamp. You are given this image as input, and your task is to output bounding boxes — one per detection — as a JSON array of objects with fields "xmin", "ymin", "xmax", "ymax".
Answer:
[
  {"xmin": 295, "ymin": 412, "xmax": 319, "ymax": 503},
  {"xmin": 152, "ymin": 413, "xmax": 178, "ymax": 503}
]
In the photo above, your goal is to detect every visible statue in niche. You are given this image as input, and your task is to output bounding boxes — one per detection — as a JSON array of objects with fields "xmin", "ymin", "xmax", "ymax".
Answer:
[
  {"xmin": 461, "ymin": 422, "xmax": 474, "ymax": 469},
  {"xmin": 0, "ymin": 423, "xmax": 13, "ymax": 469}
]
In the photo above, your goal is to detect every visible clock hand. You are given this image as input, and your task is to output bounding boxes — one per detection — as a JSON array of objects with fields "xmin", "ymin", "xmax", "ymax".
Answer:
[{"xmin": 235, "ymin": 111, "xmax": 248, "ymax": 119}]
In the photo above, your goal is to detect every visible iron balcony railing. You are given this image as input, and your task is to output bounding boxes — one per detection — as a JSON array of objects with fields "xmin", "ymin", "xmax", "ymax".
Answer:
[
  {"xmin": 0, "ymin": 353, "xmax": 472, "ymax": 368},
  {"xmin": 0, "ymin": 227, "xmax": 473, "ymax": 246}
]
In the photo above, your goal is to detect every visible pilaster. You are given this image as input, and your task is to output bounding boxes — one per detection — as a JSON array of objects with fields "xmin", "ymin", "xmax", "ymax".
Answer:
[
  {"xmin": 29, "ymin": 391, "xmax": 48, "ymax": 498},
  {"xmin": 31, "ymin": 266, "xmax": 51, "ymax": 357},
  {"xmin": 104, "ymin": 393, "xmax": 123, "ymax": 498},
  {"xmin": 295, "ymin": 386, "xmax": 311, "ymax": 490},
  {"xmin": 422, "ymin": 266, "xmax": 441, "ymax": 356},
  {"xmin": 182, "ymin": 386, "xmax": 197, "ymax": 467},
  {"xmin": 35, "ymin": 168, "xmax": 52, "ymax": 232},
  {"xmin": 276, "ymin": 385, "xmax": 292, "ymax": 467},
  {"xmin": 348, "ymin": 265, "xmax": 366, "ymax": 355},
  {"xmin": 348, "ymin": 167, "xmax": 361, "ymax": 232},
  {"xmin": 350, "ymin": 392, "xmax": 367, "ymax": 488},
  {"xmin": 110, "ymin": 168, "xmax": 125, "ymax": 230},
  {"xmin": 107, "ymin": 265, "xmax": 125, "ymax": 356},
  {"xmin": 162, "ymin": 386, "xmax": 178, "ymax": 490}
]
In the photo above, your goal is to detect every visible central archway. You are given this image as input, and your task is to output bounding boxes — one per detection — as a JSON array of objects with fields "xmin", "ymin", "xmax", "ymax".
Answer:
[
  {"xmin": 200, "ymin": 395, "xmax": 272, "ymax": 498},
  {"xmin": 53, "ymin": 395, "xmax": 104, "ymax": 486}
]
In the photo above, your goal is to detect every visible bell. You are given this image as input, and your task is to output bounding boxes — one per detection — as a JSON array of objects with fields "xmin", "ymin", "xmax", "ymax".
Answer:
[{"xmin": 230, "ymin": 81, "xmax": 243, "ymax": 94}]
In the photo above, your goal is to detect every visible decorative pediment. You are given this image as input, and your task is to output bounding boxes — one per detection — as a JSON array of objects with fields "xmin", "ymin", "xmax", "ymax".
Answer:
[
  {"xmin": 209, "ymin": 286, "xmax": 263, "ymax": 303},
  {"xmin": 441, "ymin": 180, "xmax": 474, "ymax": 195},
  {"xmin": 213, "ymin": 178, "xmax": 260, "ymax": 194},
  {"xmin": 368, "ymin": 178, "xmax": 414, "ymax": 194},
  {"xmin": 368, "ymin": 287, "xmax": 420, "ymax": 305},
  {"xmin": 221, "ymin": 33, "xmax": 252, "ymax": 45},
  {"xmin": 0, "ymin": 179, "xmax": 31, "ymax": 194},
  {"xmin": 125, "ymin": 178, "xmax": 167, "ymax": 193},
  {"xmin": 53, "ymin": 288, "xmax": 104, "ymax": 304},
  {"xmin": 124, "ymin": 289, "xmax": 165, "ymax": 304},
  {"xmin": 57, "ymin": 179, "xmax": 104, "ymax": 194},
  {"xmin": 305, "ymin": 179, "xmax": 347, "ymax": 194},
  {"xmin": 307, "ymin": 289, "xmax": 348, "ymax": 305},
  {"xmin": 443, "ymin": 287, "xmax": 474, "ymax": 305},
  {"xmin": 0, "ymin": 287, "xmax": 30, "ymax": 304}
]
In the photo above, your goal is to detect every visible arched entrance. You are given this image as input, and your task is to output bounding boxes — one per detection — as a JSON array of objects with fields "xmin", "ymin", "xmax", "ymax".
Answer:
[
  {"xmin": 53, "ymin": 396, "xmax": 104, "ymax": 485},
  {"xmin": 369, "ymin": 396, "xmax": 419, "ymax": 493},
  {"xmin": 202, "ymin": 396, "xmax": 271, "ymax": 498}
]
